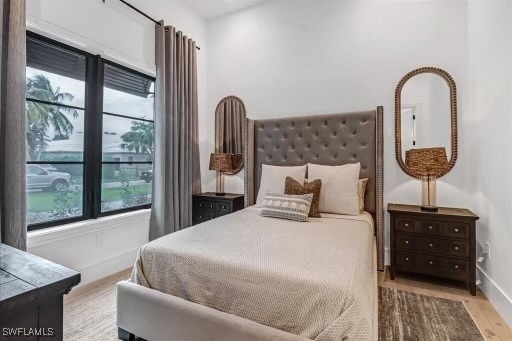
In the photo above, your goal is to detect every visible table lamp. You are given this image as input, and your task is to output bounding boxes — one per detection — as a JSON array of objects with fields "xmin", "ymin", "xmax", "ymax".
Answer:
[
  {"xmin": 405, "ymin": 147, "xmax": 450, "ymax": 212},
  {"xmin": 209, "ymin": 153, "xmax": 242, "ymax": 196}
]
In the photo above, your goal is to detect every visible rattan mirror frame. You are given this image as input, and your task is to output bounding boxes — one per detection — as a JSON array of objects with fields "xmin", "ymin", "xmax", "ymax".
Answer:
[
  {"xmin": 395, "ymin": 67, "xmax": 458, "ymax": 179},
  {"xmin": 215, "ymin": 95, "xmax": 247, "ymax": 175}
]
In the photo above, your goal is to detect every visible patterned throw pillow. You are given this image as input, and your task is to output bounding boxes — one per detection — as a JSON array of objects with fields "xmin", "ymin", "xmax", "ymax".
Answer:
[
  {"xmin": 284, "ymin": 177, "xmax": 322, "ymax": 218},
  {"xmin": 260, "ymin": 193, "xmax": 313, "ymax": 222}
]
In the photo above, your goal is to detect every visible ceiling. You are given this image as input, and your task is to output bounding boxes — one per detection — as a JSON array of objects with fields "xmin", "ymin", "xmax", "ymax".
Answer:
[{"xmin": 182, "ymin": 0, "xmax": 268, "ymax": 19}]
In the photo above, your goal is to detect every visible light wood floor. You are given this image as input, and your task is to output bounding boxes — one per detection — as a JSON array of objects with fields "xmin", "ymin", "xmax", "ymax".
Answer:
[
  {"xmin": 379, "ymin": 267, "xmax": 512, "ymax": 340},
  {"xmin": 67, "ymin": 267, "xmax": 512, "ymax": 340},
  {"xmin": 65, "ymin": 268, "xmax": 132, "ymax": 302}
]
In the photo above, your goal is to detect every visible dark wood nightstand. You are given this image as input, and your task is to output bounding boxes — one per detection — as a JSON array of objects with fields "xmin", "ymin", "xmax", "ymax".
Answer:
[
  {"xmin": 192, "ymin": 193, "xmax": 244, "ymax": 225},
  {"xmin": 388, "ymin": 204, "xmax": 479, "ymax": 295}
]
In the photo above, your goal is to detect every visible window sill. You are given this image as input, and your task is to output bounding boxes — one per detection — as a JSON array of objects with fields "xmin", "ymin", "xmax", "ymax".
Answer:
[{"xmin": 27, "ymin": 209, "xmax": 151, "ymax": 249}]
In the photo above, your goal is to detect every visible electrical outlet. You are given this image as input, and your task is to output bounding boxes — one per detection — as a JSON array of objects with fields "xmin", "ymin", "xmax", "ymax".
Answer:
[{"xmin": 485, "ymin": 242, "xmax": 491, "ymax": 260}]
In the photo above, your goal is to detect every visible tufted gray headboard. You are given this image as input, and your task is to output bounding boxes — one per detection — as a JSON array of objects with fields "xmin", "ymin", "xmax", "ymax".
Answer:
[{"xmin": 244, "ymin": 107, "xmax": 384, "ymax": 271}]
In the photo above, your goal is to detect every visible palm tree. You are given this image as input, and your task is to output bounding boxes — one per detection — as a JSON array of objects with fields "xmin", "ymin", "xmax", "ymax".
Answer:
[
  {"xmin": 26, "ymin": 74, "xmax": 79, "ymax": 160},
  {"xmin": 26, "ymin": 120, "xmax": 50, "ymax": 160},
  {"xmin": 120, "ymin": 121, "xmax": 154, "ymax": 158},
  {"xmin": 120, "ymin": 121, "xmax": 154, "ymax": 177}
]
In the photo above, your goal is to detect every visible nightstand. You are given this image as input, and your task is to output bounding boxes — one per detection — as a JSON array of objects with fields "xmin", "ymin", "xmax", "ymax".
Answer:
[
  {"xmin": 388, "ymin": 203, "xmax": 479, "ymax": 295},
  {"xmin": 192, "ymin": 193, "xmax": 244, "ymax": 225}
]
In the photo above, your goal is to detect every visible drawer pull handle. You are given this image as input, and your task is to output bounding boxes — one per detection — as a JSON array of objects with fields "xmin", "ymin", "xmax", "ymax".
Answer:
[
  {"xmin": 429, "ymin": 226, "xmax": 433, "ymax": 230},
  {"xmin": 454, "ymin": 246, "xmax": 459, "ymax": 251},
  {"xmin": 429, "ymin": 243, "xmax": 433, "ymax": 248},
  {"xmin": 429, "ymin": 261, "xmax": 434, "ymax": 265},
  {"xmin": 222, "ymin": 206, "xmax": 226, "ymax": 209},
  {"xmin": 199, "ymin": 215, "xmax": 202, "ymax": 218},
  {"xmin": 405, "ymin": 257, "xmax": 409, "ymax": 261},
  {"xmin": 404, "ymin": 223, "xmax": 409, "ymax": 227},
  {"xmin": 454, "ymin": 265, "xmax": 459, "ymax": 269},
  {"xmin": 405, "ymin": 240, "xmax": 409, "ymax": 245},
  {"xmin": 454, "ymin": 228, "xmax": 459, "ymax": 233}
]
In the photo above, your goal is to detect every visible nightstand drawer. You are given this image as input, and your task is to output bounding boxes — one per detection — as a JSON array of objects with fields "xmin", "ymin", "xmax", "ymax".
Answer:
[
  {"xmin": 418, "ymin": 220, "xmax": 442, "ymax": 236},
  {"xmin": 194, "ymin": 212, "xmax": 208, "ymax": 223},
  {"xmin": 443, "ymin": 222, "xmax": 469, "ymax": 239},
  {"xmin": 416, "ymin": 254, "xmax": 443, "ymax": 273},
  {"xmin": 395, "ymin": 251, "xmax": 415, "ymax": 271},
  {"xmin": 194, "ymin": 212, "xmax": 221, "ymax": 224},
  {"xmin": 443, "ymin": 258, "xmax": 469, "ymax": 276},
  {"xmin": 395, "ymin": 217, "xmax": 416, "ymax": 233},
  {"xmin": 446, "ymin": 239, "xmax": 469, "ymax": 257},
  {"xmin": 217, "ymin": 201, "xmax": 232, "ymax": 213},
  {"xmin": 205, "ymin": 213, "xmax": 221, "ymax": 221},
  {"xmin": 395, "ymin": 234, "xmax": 415, "ymax": 250},
  {"xmin": 198, "ymin": 200, "xmax": 217, "ymax": 212},
  {"xmin": 416, "ymin": 236, "xmax": 446, "ymax": 254}
]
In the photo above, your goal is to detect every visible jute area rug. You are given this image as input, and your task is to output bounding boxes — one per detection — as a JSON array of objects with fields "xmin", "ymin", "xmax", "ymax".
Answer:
[{"xmin": 379, "ymin": 287, "xmax": 485, "ymax": 341}]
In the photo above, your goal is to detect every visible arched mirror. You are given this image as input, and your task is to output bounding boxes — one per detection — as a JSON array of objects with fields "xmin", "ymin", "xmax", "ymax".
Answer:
[
  {"xmin": 215, "ymin": 96, "xmax": 247, "ymax": 175},
  {"xmin": 395, "ymin": 67, "xmax": 457, "ymax": 179}
]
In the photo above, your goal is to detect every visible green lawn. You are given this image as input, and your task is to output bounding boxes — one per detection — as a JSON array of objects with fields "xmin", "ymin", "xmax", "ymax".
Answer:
[
  {"xmin": 27, "ymin": 183, "xmax": 152, "ymax": 212},
  {"xmin": 71, "ymin": 174, "xmax": 142, "ymax": 185}
]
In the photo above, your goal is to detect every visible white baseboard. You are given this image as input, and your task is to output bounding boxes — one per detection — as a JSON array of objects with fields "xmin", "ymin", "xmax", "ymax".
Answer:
[{"xmin": 477, "ymin": 265, "xmax": 512, "ymax": 328}]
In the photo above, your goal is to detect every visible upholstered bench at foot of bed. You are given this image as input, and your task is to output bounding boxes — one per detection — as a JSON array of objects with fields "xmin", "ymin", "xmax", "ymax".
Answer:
[{"xmin": 116, "ymin": 281, "xmax": 308, "ymax": 341}]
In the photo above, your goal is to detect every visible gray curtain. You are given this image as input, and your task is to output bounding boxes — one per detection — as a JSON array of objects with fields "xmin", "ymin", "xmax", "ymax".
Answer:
[
  {"xmin": 0, "ymin": 0, "xmax": 26, "ymax": 250},
  {"xmin": 149, "ymin": 23, "xmax": 201, "ymax": 240}
]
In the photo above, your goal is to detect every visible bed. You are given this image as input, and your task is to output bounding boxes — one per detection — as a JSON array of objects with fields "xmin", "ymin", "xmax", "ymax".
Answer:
[{"xmin": 117, "ymin": 107, "xmax": 384, "ymax": 341}]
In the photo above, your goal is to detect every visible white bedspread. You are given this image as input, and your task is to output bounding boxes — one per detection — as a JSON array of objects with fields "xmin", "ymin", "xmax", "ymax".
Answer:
[{"xmin": 131, "ymin": 207, "xmax": 377, "ymax": 340}]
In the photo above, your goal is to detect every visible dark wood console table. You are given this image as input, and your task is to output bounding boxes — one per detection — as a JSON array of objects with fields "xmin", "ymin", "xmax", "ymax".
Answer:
[{"xmin": 0, "ymin": 243, "xmax": 80, "ymax": 340}]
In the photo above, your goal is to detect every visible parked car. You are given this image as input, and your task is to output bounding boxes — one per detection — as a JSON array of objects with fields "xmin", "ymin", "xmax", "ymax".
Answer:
[
  {"xmin": 39, "ymin": 164, "xmax": 57, "ymax": 172},
  {"xmin": 140, "ymin": 169, "xmax": 153, "ymax": 183},
  {"xmin": 26, "ymin": 164, "xmax": 71, "ymax": 191}
]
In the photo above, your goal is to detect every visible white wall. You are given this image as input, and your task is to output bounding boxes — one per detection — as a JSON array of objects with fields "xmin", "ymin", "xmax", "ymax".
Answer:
[
  {"xmin": 468, "ymin": 0, "xmax": 512, "ymax": 326},
  {"xmin": 26, "ymin": 0, "xmax": 207, "ymax": 286},
  {"xmin": 28, "ymin": 210, "xmax": 150, "ymax": 285},
  {"xmin": 400, "ymin": 73, "xmax": 452, "ymax": 159},
  {"xmin": 205, "ymin": 0, "xmax": 473, "ymax": 243}
]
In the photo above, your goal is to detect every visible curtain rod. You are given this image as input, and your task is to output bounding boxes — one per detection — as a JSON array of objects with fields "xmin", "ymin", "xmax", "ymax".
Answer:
[{"xmin": 104, "ymin": 0, "xmax": 201, "ymax": 50}]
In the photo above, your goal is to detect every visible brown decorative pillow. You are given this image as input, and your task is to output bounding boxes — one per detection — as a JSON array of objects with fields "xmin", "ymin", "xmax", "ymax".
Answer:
[
  {"xmin": 284, "ymin": 176, "xmax": 322, "ymax": 218},
  {"xmin": 358, "ymin": 178, "xmax": 369, "ymax": 213}
]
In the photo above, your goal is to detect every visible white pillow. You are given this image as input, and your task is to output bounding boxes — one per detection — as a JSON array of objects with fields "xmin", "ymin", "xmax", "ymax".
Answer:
[
  {"xmin": 307, "ymin": 163, "xmax": 361, "ymax": 215},
  {"xmin": 256, "ymin": 165, "xmax": 307, "ymax": 207}
]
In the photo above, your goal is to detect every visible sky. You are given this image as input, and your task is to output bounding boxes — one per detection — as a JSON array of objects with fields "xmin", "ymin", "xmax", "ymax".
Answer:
[{"xmin": 26, "ymin": 67, "xmax": 154, "ymax": 155}]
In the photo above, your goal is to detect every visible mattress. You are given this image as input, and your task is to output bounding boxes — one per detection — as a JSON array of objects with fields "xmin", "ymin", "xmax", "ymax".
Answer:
[{"xmin": 131, "ymin": 206, "xmax": 377, "ymax": 341}]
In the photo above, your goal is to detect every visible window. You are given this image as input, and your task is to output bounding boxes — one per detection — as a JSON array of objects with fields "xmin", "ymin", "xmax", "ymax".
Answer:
[
  {"xmin": 100, "ymin": 64, "xmax": 154, "ymax": 213},
  {"xmin": 26, "ymin": 32, "xmax": 155, "ymax": 230}
]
